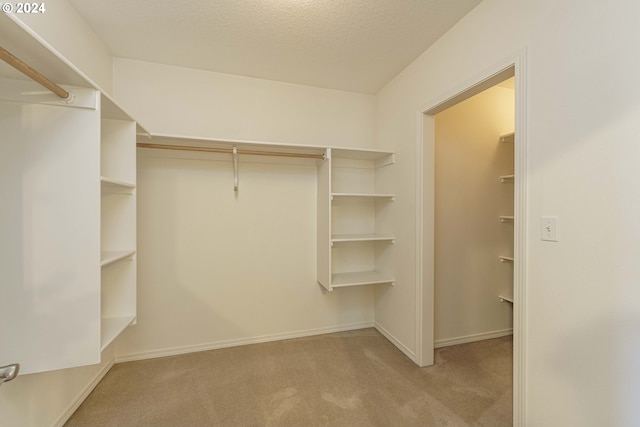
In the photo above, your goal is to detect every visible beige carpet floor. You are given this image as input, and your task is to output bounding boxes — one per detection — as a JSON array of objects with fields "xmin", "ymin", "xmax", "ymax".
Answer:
[{"xmin": 65, "ymin": 329, "xmax": 512, "ymax": 427}]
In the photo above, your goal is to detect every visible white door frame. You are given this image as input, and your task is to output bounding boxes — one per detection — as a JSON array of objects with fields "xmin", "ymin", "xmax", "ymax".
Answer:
[{"xmin": 413, "ymin": 50, "xmax": 528, "ymax": 425}]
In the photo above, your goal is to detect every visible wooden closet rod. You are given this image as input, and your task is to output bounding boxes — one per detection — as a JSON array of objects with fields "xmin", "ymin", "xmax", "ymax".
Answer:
[
  {"xmin": 137, "ymin": 143, "xmax": 325, "ymax": 160},
  {"xmin": 0, "ymin": 46, "xmax": 70, "ymax": 100}
]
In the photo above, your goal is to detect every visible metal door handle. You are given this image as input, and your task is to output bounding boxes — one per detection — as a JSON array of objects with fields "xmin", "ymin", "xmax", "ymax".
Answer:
[{"xmin": 0, "ymin": 364, "xmax": 19, "ymax": 387}]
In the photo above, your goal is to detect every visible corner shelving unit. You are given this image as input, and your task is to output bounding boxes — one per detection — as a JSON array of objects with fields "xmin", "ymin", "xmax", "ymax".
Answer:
[
  {"xmin": 318, "ymin": 147, "xmax": 395, "ymax": 291},
  {"xmin": 100, "ymin": 104, "xmax": 138, "ymax": 351},
  {"xmin": 498, "ymin": 132, "xmax": 515, "ymax": 304}
]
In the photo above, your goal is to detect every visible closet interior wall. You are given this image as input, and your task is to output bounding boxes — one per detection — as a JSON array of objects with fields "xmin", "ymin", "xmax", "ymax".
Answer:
[
  {"xmin": 112, "ymin": 59, "xmax": 379, "ymax": 361},
  {"xmin": 433, "ymin": 82, "xmax": 515, "ymax": 346}
]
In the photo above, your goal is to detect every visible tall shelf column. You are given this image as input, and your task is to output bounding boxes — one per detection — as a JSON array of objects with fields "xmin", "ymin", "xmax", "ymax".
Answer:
[
  {"xmin": 100, "ymin": 98, "xmax": 138, "ymax": 350},
  {"xmin": 498, "ymin": 132, "xmax": 515, "ymax": 304},
  {"xmin": 317, "ymin": 147, "xmax": 395, "ymax": 291}
]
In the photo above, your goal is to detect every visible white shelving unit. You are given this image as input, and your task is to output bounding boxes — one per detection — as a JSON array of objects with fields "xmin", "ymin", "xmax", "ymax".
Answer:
[
  {"xmin": 135, "ymin": 134, "xmax": 396, "ymax": 293},
  {"xmin": 498, "ymin": 132, "xmax": 515, "ymax": 304},
  {"xmin": 318, "ymin": 148, "xmax": 395, "ymax": 291},
  {"xmin": 0, "ymin": 13, "xmax": 145, "ymax": 373},
  {"xmin": 100, "ymin": 113, "xmax": 137, "ymax": 350}
]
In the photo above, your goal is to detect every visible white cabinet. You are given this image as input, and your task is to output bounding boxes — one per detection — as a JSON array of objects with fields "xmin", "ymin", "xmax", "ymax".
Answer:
[
  {"xmin": 0, "ymin": 80, "xmax": 138, "ymax": 374},
  {"xmin": 317, "ymin": 148, "xmax": 395, "ymax": 291}
]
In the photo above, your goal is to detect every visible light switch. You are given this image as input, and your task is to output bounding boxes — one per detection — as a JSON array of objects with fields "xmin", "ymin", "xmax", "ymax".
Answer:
[{"xmin": 541, "ymin": 216, "xmax": 559, "ymax": 242}]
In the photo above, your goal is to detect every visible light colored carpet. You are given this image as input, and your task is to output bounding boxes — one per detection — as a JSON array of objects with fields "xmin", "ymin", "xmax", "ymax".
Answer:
[{"xmin": 65, "ymin": 329, "xmax": 512, "ymax": 426}]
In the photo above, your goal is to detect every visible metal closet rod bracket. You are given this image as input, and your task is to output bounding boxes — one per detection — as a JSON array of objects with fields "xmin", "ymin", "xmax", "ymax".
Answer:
[
  {"xmin": 0, "ymin": 363, "xmax": 19, "ymax": 387},
  {"xmin": 233, "ymin": 146, "xmax": 238, "ymax": 192}
]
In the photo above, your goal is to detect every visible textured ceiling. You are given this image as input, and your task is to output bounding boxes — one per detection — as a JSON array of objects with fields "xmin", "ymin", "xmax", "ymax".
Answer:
[{"xmin": 68, "ymin": 0, "xmax": 481, "ymax": 94}]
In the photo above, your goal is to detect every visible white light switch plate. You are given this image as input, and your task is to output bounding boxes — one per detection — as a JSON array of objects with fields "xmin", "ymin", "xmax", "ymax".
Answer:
[{"xmin": 541, "ymin": 216, "xmax": 559, "ymax": 241}]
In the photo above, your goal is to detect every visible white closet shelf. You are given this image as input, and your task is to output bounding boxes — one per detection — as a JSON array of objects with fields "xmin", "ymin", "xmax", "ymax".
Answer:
[
  {"xmin": 499, "ymin": 174, "xmax": 515, "ymax": 182},
  {"xmin": 101, "ymin": 176, "xmax": 136, "ymax": 194},
  {"xmin": 499, "ymin": 256, "xmax": 514, "ymax": 263},
  {"xmin": 331, "ymin": 233, "xmax": 395, "ymax": 243},
  {"xmin": 331, "ymin": 193, "xmax": 395, "ymax": 200},
  {"xmin": 499, "ymin": 132, "xmax": 515, "ymax": 143},
  {"xmin": 137, "ymin": 133, "xmax": 327, "ymax": 158},
  {"xmin": 101, "ymin": 315, "xmax": 136, "ymax": 351},
  {"xmin": 331, "ymin": 147, "xmax": 395, "ymax": 168},
  {"xmin": 499, "ymin": 295, "xmax": 514, "ymax": 304},
  {"xmin": 330, "ymin": 147, "xmax": 394, "ymax": 161},
  {"xmin": 499, "ymin": 216, "xmax": 514, "ymax": 223},
  {"xmin": 331, "ymin": 271, "xmax": 395, "ymax": 288},
  {"xmin": 101, "ymin": 250, "xmax": 136, "ymax": 268}
]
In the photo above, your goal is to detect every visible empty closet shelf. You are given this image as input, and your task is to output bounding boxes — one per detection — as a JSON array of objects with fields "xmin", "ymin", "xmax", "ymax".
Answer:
[
  {"xmin": 331, "ymin": 234, "xmax": 395, "ymax": 243},
  {"xmin": 499, "ymin": 295, "xmax": 514, "ymax": 304},
  {"xmin": 101, "ymin": 250, "xmax": 136, "ymax": 268},
  {"xmin": 499, "ymin": 174, "xmax": 514, "ymax": 182},
  {"xmin": 101, "ymin": 176, "xmax": 136, "ymax": 194},
  {"xmin": 101, "ymin": 315, "xmax": 136, "ymax": 351},
  {"xmin": 499, "ymin": 132, "xmax": 515, "ymax": 143},
  {"xmin": 499, "ymin": 216, "xmax": 514, "ymax": 223},
  {"xmin": 331, "ymin": 271, "xmax": 395, "ymax": 288},
  {"xmin": 331, "ymin": 193, "xmax": 395, "ymax": 200},
  {"xmin": 499, "ymin": 256, "xmax": 514, "ymax": 263}
]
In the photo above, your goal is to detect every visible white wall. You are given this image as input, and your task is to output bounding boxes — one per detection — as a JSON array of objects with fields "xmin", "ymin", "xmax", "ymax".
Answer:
[
  {"xmin": 434, "ymin": 84, "xmax": 514, "ymax": 344},
  {"xmin": 375, "ymin": 0, "xmax": 640, "ymax": 425},
  {"xmin": 112, "ymin": 59, "xmax": 378, "ymax": 360},
  {"xmin": 113, "ymin": 58, "xmax": 375, "ymax": 148}
]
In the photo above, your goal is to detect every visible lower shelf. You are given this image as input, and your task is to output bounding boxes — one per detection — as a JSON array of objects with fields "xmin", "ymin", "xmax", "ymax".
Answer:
[
  {"xmin": 498, "ymin": 295, "xmax": 514, "ymax": 304},
  {"xmin": 101, "ymin": 315, "xmax": 136, "ymax": 351},
  {"xmin": 331, "ymin": 271, "xmax": 395, "ymax": 289}
]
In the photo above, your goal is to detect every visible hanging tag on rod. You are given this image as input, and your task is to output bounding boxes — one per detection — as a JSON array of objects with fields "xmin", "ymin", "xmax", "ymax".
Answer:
[{"xmin": 233, "ymin": 146, "xmax": 238, "ymax": 192}]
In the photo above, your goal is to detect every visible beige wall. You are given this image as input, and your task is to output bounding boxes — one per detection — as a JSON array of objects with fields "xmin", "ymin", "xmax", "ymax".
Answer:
[
  {"xmin": 111, "ymin": 59, "xmax": 378, "ymax": 361},
  {"xmin": 434, "ymin": 84, "xmax": 514, "ymax": 344},
  {"xmin": 113, "ymin": 58, "xmax": 376, "ymax": 148},
  {"xmin": 375, "ymin": 0, "xmax": 640, "ymax": 425}
]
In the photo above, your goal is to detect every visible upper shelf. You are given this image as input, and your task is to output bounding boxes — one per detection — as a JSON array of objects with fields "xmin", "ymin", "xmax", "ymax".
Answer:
[
  {"xmin": 0, "ymin": 13, "xmax": 149, "ymax": 134},
  {"xmin": 499, "ymin": 174, "xmax": 515, "ymax": 183},
  {"xmin": 137, "ymin": 134, "xmax": 397, "ymax": 166},
  {"xmin": 499, "ymin": 132, "xmax": 515, "ymax": 143},
  {"xmin": 137, "ymin": 133, "xmax": 327, "ymax": 158}
]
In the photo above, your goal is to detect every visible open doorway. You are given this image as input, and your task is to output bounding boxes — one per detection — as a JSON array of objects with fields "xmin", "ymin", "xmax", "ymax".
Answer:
[
  {"xmin": 432, "ymin": 77, "xmax": 515, "ymax": 347},
  {"xmin": 415, "ymin": 58, "xmax": 527, "ymax": 423}
]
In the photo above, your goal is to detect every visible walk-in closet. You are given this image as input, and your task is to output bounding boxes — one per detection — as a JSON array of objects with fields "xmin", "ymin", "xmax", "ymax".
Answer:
[
  {"xmin": 433, "ymin": 78, "xmax": 515, "ymax": 348},
  {"xmin": 4, "ymin": 1, "xmax": 640, "ymax": 425}
]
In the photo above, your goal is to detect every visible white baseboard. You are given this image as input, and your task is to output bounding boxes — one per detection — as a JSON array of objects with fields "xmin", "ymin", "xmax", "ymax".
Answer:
[
  {"xmin": 434, "ymin": 328, "xmax": 513, "ymax": 349},
  {"xmin": 52, "ymin": 357, "xmax": 115, "ymax": 427},
  {"xmin": 374, "ymin": 322, "xmax": 416, "ymax": 362},
  {"xmin": 115, "ymin": 321, "xmax": 375, "ymax": 363}
]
